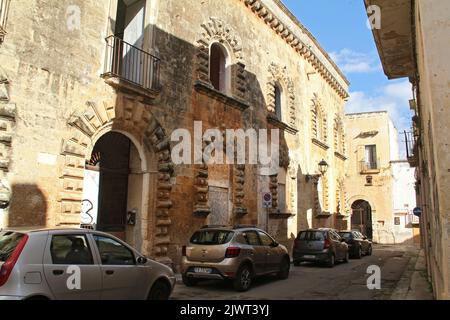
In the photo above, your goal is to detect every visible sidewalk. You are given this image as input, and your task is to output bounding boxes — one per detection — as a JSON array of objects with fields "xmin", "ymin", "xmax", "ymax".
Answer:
[{"xmin": 391, "ymin": 249, "xmax": 434, "ymax": 300}]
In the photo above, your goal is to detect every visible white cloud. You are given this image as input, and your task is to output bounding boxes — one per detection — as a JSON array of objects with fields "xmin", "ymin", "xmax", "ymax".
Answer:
[
  {"xmin": 346, "ymin": 80, "xmax": 414, "ymax": 157},
  {"xmin": 330, "ymin": 48, "xmax": 382, "ymax": 74}
]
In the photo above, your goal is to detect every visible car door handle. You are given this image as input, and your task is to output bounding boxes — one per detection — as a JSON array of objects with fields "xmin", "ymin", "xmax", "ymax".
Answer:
[
  {"xmin": 52, "ymin": 270, "xmax": 64, "ymax": 276},
  {"xmin": 105, "ymin": 270, "xmax": 115, "ymax": 275}
]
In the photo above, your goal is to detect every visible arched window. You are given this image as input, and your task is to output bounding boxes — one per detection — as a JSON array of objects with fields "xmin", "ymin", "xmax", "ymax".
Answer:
[
  {"xmin": 210, "ymin": 43, "xmax": 229, "ymax": 94},
  {"xmin": 274, "ymin": 83, "xmax": 283, "ymax": 121}
]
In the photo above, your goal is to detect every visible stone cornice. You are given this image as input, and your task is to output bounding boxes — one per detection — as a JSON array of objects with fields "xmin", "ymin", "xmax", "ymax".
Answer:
[
  {"xmin": 267, "ymin": 114, "xmax": 298, "ymax": 135},
  {"xmin": 312, "ymin": 138, "xmax": 330, "ymax": 151},
  {"xmin": 194, "ymin": 80, "xmax": 250, "ymax": 111},
  {"xmin": 334, "ymin": 151, "xmax": 348, "ymax": 161},
  {"xmin": 239, "ymin": 0, "xmax": 350, "ymax": 99}
]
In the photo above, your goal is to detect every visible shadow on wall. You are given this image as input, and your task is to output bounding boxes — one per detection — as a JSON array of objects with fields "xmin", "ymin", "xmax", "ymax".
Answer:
[{"xmin": 8, "ymin": 184, "xmax": 47, "ymax": 228}]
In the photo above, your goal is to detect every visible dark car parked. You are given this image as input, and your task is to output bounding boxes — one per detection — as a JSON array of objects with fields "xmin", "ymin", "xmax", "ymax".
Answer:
[
  {"xmin": 293, "ymin": 229, "xmax": 349, "ymax": 268},
  {"xmin": 338, "ymin": 231, "xmax": 372, "ymax": 259}
]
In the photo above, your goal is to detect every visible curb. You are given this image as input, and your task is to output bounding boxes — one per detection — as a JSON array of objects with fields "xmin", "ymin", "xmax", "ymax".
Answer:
[{"xmin": 391, "ymin": 249, "xmax": 433, "ymax": 300}]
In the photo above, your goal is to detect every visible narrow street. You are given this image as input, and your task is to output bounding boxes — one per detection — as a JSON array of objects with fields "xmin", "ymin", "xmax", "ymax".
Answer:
[{"xmin": 172, "ymin": 245, "xmax": 419, "ymax": 300}]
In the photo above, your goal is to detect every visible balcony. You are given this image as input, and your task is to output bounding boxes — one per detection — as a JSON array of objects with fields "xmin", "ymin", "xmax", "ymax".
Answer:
[
  {"xmin": 0, "ymin": 0, "xmax": 11, "ymax": 43},
  {"xmin": 101, "ymin": 35, "xmax": 161, "ymax": 99},
  {"xmin": 404, "ymin": 131, "xmax": 419, "ymax": 167},
  {"xmin": 359, "ymin": 158, "xmax": 381, "ymax": 174}
]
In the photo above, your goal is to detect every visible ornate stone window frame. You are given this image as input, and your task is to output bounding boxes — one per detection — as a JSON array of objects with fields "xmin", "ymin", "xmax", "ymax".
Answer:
[
  {"xmin": 334, "ymin": 115, "xmax": 347, "ymax": 159},
  {"xmin": 266, "ymin": 63, "xmax": 296, "ymax": 128},
  {"xmin": 311, "ymin": 94, "xmax": 328, "ymax": 149},
  {"xmin": 196, "ymin": 17, "xmax": 247, "ymax": 102}
]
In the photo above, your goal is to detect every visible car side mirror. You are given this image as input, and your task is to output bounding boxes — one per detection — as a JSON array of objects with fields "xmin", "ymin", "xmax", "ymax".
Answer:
[{"xmin": 137, "ymin": 256, "xmax": 148, "ymax": 265}]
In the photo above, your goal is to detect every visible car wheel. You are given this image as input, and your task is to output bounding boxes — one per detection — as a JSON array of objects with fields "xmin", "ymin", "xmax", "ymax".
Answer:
[
  {"xmin": 343, "ymin": 251, "xmax": 350, "ymax": 263},
  {"xmin": 293, "ymin": 260, "xmax": 301, "ymax": 267},
  {"xmin": 367, "ymin": 245, "xmax": 373, "ymax": 256},
  {"xmin": 233, "ymin": 265, "xmax": 253, "ymax": 292},
  {"xmin": 356, "ymin": 246, "xmax": 362, "ymax": 259},
  {"xmin": 182, "ymin": 274, "xmax": 199, "ymax": 287},
  {"xmin": 277, "ymin": 257, "xmax": 290, "ymax": 280},
  {"xmin": 327, "ymin": 254, "xmax": 335, "ymax": 268},
  {"xmin": 148, "ymin": 280, "xmax": 171, "ymax": 300}
]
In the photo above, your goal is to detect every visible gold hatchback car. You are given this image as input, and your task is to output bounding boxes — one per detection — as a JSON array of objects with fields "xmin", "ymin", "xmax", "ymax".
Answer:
[{"xmin": 181, "ymin": 225, "xmax": 290, "ymax": 291}]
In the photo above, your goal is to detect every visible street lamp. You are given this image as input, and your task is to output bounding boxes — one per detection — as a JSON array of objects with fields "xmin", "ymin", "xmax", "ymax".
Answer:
[{"xmin": 318, "ymin": 159, "xmax": 329, "ymax": 176}]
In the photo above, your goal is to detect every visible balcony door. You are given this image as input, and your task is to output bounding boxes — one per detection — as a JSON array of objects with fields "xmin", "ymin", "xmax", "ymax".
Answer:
[
  {"xmin": 365, "ymin": 145, "xmax": 377, "ymax": 169},
  {"xmin": 116, "ymin": 0, "xmax": 146, "ymax": 86}
]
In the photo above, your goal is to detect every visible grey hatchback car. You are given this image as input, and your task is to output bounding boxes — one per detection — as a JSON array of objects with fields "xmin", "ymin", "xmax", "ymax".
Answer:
[
  {"xmin": 293, "ymin": 229, "xmax": 349, "ymax": 268},
  {"xmin": 0, "ymin": 228, "xmax": 176, "ymax": 300},
  {"xmin": 181, "ymin": 225, "xmax": 291, "ymax": 292}
]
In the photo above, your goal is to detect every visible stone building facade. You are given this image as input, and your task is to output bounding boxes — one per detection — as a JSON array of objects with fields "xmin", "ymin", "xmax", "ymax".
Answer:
[
  {"xmin": 365, "ymin": 0, "xmax": 450, "ymax": 299},
  {"xmin": 0, "ymin": 0, "xmax": 348, "ymax": 269},
  {"xmin": 344, "ymin": 111, "xmax": 418, "ymax": 244}
]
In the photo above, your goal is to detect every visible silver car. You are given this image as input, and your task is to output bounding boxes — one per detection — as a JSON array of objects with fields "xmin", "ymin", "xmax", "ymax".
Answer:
[
  {"xmin": 0, "ymin": 228, "xmax": 176, "ymax": 300},
  {"xmin": 182, "ymin": 225, "xmax": 291, "ymax": 292}
]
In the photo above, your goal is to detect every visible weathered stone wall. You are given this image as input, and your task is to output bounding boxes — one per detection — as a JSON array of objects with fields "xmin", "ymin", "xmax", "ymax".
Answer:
[{"xmin": 413, "ymin": 0, "xmax": 450, "ymax": 300}]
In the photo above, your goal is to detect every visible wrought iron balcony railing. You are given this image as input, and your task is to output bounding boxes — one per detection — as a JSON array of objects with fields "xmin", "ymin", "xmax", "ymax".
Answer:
[
  {"xmin": 0, "ymin": 0, "xmax": 11, "ymax": 41},
  {"xmin": 404, "ymin": 130, "xmax": 418, "ymax": 167},
  {"xmin": 102, "ymin": 35, "xmax": 161, "ymax": 92},
  {"xmin": 359, "ymin": 158, "xmax": 381, "ymax": 173}
]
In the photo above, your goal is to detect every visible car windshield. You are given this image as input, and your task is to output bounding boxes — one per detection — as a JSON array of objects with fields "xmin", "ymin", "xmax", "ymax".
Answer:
[
  {"xmin": 339, "ymin": 232, "xmax": 353, "ymax": 240},
  {"xmin": 298, "ymin": 231, "xmax": 326, "ymax": 241},
  {"xmin": 0, "ymin": 231, "xmax": 25, "ymax": 262},
  {"xmin": 190, "ymin": 230, "xmax": 234, "ymax": 245}
]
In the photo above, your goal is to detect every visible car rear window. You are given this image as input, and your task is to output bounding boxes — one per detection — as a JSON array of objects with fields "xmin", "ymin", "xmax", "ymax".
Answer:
[
  {"xmin": 339, "ymin": 232, "xmax": 353, "ymax": 240},
  {"xmin": 0, "ymin": 232, "xmax": 25, "ymax": 262},
  {"xmin": 190, "ymin": 230, "xmax": 234, "ymax": 245},
  {"xmin": 298, "ymin": 231, "xmax": 326, "ymax": 241}
]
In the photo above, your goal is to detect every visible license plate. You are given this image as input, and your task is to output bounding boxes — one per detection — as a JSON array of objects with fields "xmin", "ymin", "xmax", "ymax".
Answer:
[
  {"xmin": 194, "ymin": 267, "xmax": 212, "ymax": 274},
  {"xmin": 303, "ymin": 255, "xmax": 316, "ymax": 259}
]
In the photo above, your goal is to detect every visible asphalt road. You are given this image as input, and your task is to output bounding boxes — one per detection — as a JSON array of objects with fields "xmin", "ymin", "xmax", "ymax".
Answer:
[{"xmin": 171, "ymin": 245, "xmax": 418, "ymax": 300}]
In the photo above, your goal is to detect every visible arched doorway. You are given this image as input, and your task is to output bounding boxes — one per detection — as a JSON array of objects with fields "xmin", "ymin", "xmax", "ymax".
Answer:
[
  {"xmin": 82, "ymin": 131, "xmax": 144, "ymax": 244},
  {"xmin": 351, "ymin": 200, "xmax": 373, "ymax": 239}
]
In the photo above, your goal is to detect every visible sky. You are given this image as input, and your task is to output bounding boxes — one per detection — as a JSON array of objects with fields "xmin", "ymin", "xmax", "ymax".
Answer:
[{"xmin": 282, "ymin": 0, "xmax": 413, "ymax": 156}]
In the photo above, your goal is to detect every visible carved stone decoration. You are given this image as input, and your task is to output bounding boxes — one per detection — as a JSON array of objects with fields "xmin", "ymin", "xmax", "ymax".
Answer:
[
  {"xmin": 196, "ymin": 17, "xmax": 247, "ymax": 100},
  {"xmin": 60, "ymin": 97, "xmax": 174, "ymax": 262},
  {"xmin": 0, "ymin": 66, "xmax": 9, "ymax": 101},
  {"xmin": 238, "ymin": 0, "xmax": 349, "ymax": 100},
  {"xmin": 269, "ymin": 174, "xmax": 278, "ymax": 209},
  {"xmin": 322, "ymin": 174, "xmax": 329, "ymax": 212},
  {"xmin": 312, "ymin": 178, "xmax": 320, "ymax": 215},
  {"xmin": 334, "ymin": 116, "xmax": 345, "ymax": 154},
  {"xmin": 0, "ymin": 179, "xmax": 10, "ymax": 209},
  {"xmin": 193, "ymin": 163, "xmax": 210, "ymax": 217},
  {"xmin": 335, "ymin": 178, "xmax": 347, "ymax": 215},
  {"xmin": 279, "ymin": 138, "xmax": 290, "ymax": 170},
  {"xmin": 311, "ymin": 94, "xmax": 327, "ymax": 143},
  {"xmin": 267, "ymin": 63, "xmax": 296, "ymax": 127},
  {"xmin": 233, "ymin": 164, "xmax": 247, "ymax": 216},
  {"xmin": 288, "ymin": 165, "xmax": 297, "ymax": 213},
  {"xmin": 0, "ymin": 66, "xmax": 15, "ymax": 173}
]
